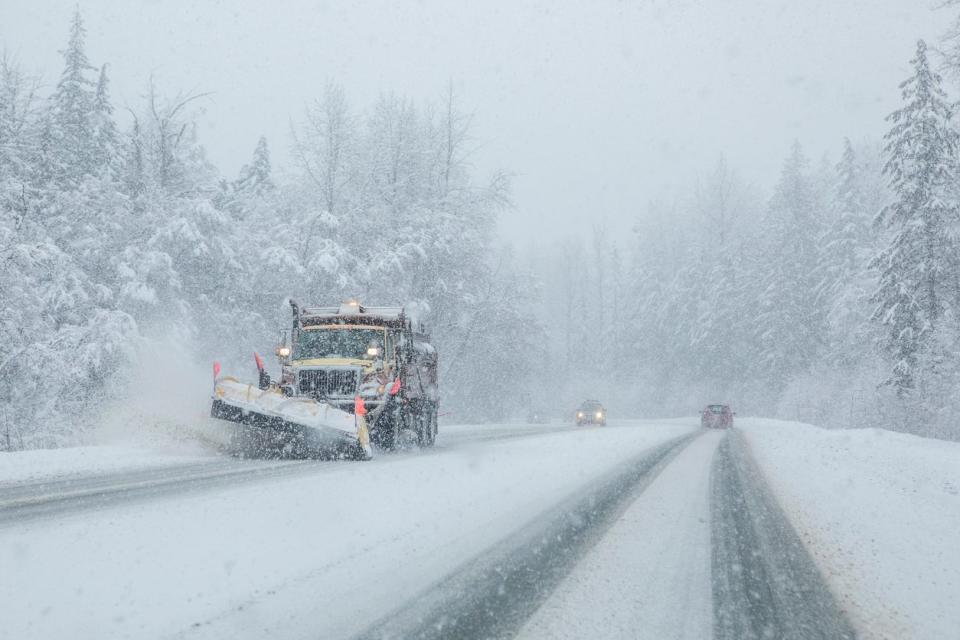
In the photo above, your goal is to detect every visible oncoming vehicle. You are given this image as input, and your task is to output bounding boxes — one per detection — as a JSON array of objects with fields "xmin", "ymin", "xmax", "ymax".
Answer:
[
  {"xmin": 576, "ymin": 400, "xmax": 606, "ymax": 426},
  {"xmin": 700, "ymin": 404, "xmax": 734, "ymax": 429}
]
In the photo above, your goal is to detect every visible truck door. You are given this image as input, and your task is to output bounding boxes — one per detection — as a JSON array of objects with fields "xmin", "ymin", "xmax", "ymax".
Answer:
[{"xmin": 385, "ymin": 330, "xmax": 397, "ymax": 376}]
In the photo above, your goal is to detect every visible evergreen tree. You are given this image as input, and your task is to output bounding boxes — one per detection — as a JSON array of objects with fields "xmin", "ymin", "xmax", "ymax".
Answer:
[
  {"xmin": 871, "ymin": 40, "xmax": 960, "ymax": 393},
  {"xmin": 235, "ymin": 136, "xmax": 274, "ymax": 196},
  {"xmin": 91, "ymin": 64, "xmax": 119, "ymax": 176},
  {"xmin": 816, "ymin": 138, "xmax": 874, "ymax": 368},
  {"xmin": 48, "ymin": 8, "xmax": 98, "ymax": 184},
  {"xmin": 754, "ymin": 142, "xmax": 825, "ymax": 386}
]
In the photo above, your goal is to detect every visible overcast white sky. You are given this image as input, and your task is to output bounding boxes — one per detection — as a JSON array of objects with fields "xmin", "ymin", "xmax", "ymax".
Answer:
[{"xmin": 0, "ymin": 0, "xmax": 951, "ymax": 241}]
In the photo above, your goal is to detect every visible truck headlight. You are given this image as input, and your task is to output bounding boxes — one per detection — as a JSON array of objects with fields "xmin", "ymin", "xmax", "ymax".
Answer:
[
  {"xmin": 577, "ymin": 411, "xmax": 584, "ymax": 418},
  {"xmin": 595, "ymin": 412, "xmax": 603, "ymax": 419},
  {"xmin": 277, "ymin": 346, "xmax": 291, "ymax": 358}
]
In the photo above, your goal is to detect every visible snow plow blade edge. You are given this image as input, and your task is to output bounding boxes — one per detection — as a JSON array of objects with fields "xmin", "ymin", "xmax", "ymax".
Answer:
[{"xmin": 211, "ymin": 377, "xmax": 372, "ymax": 460}]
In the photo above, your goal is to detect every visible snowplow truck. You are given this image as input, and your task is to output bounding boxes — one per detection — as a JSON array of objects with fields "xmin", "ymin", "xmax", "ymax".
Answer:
[{"xmin": 275, "ymin": 300, "xmax": 438, "ymax": 449}]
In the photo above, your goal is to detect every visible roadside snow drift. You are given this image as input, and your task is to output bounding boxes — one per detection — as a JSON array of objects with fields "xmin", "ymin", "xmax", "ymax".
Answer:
[{"xmin": 740, "ymin": 419, "xmax": 960, "ymax": 640}]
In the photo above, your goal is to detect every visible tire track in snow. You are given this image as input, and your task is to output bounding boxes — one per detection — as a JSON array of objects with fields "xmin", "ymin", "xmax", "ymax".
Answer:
[
  {"xmin": 710, "ymin": 430, "xmax": 857, "ymax": 640},
  {"xmin": 0, "ymin": 459, "xmax": 316, "ymax": 526},
  {"xmin": 0, "ymin": 423, "xmax": 595, "ymax": 526},
  {"xmin": 356, "ymin": 431, "xmax": 702, "ymax": 640}
]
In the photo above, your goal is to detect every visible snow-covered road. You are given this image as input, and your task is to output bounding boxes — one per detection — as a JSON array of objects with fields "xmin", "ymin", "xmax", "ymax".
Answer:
[
  {"xmin": 0, "ymin": 420, "xmax": 692, "ymax": 639},
  {"xmin": 520, "ymin": 430, "xmax": 720, "ymax": 639},
  {"xmin": 3, "ymin": 417, "xmax": 948, "ymax": 639},
  {"xmin": 0, "ymin": 423, "xmax": 577, "ymax": 526}
]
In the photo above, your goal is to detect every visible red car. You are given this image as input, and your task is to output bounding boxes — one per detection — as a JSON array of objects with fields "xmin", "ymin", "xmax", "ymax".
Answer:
[{"xmin": 701, "ymin": 404, "xmax": 734, "ymax": 428}]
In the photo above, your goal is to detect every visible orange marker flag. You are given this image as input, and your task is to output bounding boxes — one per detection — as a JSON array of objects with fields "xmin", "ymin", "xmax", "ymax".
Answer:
[{"xmin": 354, "ymin": 395, "xmax": 367, "ymax": 416}]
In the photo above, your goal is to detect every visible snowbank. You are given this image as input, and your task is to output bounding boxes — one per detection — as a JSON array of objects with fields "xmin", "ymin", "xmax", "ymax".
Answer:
[{"xmin": 740, "ymin": 419, "xmax": 960, "ymax": 640}]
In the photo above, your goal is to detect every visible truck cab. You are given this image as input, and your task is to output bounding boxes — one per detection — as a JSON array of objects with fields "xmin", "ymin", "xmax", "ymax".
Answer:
[{"xmin": 277, "ymin": 300, "xmax": 438, "ymax": 447}]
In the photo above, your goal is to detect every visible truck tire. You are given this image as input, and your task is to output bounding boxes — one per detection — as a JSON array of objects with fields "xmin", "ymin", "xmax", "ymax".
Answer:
[
  {"xmin": 424, "ymin": 406, "xmax": 438, "ymax": 447},
  {"xmin": 413, "ymin": 402, "xmax": 437, "ymax": 447},
  {"xmin": 372, "ymin": 410, "xmax": 400, "ymax": 450}
]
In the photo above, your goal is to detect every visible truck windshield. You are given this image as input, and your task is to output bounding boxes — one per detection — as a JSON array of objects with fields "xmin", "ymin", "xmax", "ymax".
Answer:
[{"xmin": 295, "ymin": 328, "xmax": 384, "ymax": 360}]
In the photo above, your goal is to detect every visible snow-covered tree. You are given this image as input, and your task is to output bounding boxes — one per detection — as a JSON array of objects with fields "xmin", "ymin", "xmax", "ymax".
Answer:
[
  {"xmin": 753, "ymin": 141, "xmax": 826, "ymax": 387},
  {"xmin": 815, "ymin": 138, "xmax": 876, "ymax": 369},
  {"xmin": 941, "ymin": 0, "xmax": 960, "ymax": 79},
  {"xmin": 234, "ymin": 136, "xmax": 274, "ymax": 197},
  {"xmin": 46, "ymin": 8, "xmax": 99, "ymax": 185},
  {"xmin": 90, "ymin": 64, "xmax": 119, "ymax": 177},
  {"xmin": 871, "ymin": 40, "xmax": 960, "ymax": 393}
]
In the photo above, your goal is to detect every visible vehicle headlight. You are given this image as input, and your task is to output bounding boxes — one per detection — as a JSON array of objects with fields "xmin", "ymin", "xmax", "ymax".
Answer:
[
  {"xmin": 277, "ymin": 346, "xmax": 291, "ymax": 358},
  {"xmin": 577, "ymin": 412, "xmax": 584, "ymax": 418},
  {"xmin": 595, "ymin": 411, "xmax": 603, "ymax": 419}
]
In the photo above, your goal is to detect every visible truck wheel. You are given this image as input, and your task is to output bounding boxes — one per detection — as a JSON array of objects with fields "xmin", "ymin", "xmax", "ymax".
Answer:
[
  {"xmin": 418, "ymin": 407, "xmax": 437, "ymax": 447},
  {"xmin": 348, "ymin": 442, "xmax": 373, "ymax": 461},
  {"xmin": 414, "ymin": 403, "xmax": 437, "ymax": 447},
  {"xmin": 373, "ymin": 412, "xmax": 399, "ymax": 450}
]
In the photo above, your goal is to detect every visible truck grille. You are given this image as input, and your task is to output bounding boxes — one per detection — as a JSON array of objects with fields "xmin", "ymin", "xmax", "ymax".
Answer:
[{"xmin": 298, "ymin": 368, "xmax": 360, "ymax": 398}]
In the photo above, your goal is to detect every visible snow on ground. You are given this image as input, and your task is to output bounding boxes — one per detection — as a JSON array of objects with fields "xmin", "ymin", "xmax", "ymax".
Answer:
[
  {"xmin": 520, "ymin": 429, "xmax": 721, "ymax": 640},
  {"xmin": 0, "ymin": 421, "xmax": 693, "ymax": 640},
  {"xmin": 0, "ymin": 419, "xmax": 563, "ymax": 487},
  {"xmin": 0, "ymin": 445, "xmax": 215, "ymax": 485},
  {"xmin": 740, "ymin": 418, "xmax": 960, "ymax": 640}
]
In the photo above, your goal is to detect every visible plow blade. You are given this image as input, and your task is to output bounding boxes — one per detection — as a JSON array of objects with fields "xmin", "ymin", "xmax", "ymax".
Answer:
[{"xmin": 211, "ymin": 377, "xmax": 372, "ymax": 460}]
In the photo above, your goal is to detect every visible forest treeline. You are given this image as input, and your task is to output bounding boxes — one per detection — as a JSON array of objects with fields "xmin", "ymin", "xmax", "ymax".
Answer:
[
  {"xmin": 2, "ymin": 11, "xmax": 960, "ymax": 447},
  {"xmin": 0, "ymin": 11, "xmax": 535, "ymax": 447},
  {"xmin": 538, "ymin": 38, "xmax": 960, "ymax": 439}
]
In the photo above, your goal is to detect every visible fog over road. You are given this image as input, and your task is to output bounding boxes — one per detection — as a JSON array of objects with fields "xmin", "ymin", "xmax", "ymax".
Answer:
[{"xmin": 1, "ymin": 420, "xmax": 853, "ymax": 640}]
